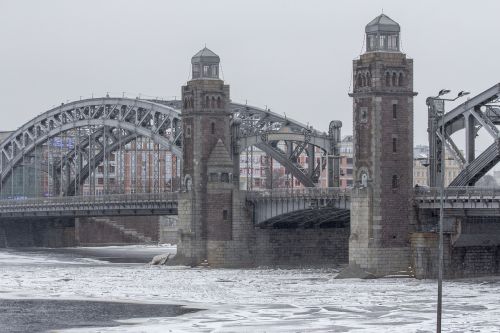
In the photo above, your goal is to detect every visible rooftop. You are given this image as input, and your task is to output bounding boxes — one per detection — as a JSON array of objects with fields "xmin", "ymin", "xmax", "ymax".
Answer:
[
  {"xmin": 365, "ymin": 14, "xmax": 400, "ymax": 33},
  {"xmin": 191, "ymin": 47, "xmax": 220, "ymax": 63}
]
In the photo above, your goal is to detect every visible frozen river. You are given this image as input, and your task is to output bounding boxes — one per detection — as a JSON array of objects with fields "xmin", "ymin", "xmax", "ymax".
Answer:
[{"xmin": 0, "ymin": 246, "xmax": 499, "ymax": 332}]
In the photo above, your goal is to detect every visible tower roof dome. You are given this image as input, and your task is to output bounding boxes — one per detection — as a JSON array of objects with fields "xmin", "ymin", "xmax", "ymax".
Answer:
[
  {"xmin": 365, "ymin": 14, "xmax": 400, "ymax": 33},
  {"xmin": 191, "ymin": 47, "xmax": 220, "ymax": 64}
]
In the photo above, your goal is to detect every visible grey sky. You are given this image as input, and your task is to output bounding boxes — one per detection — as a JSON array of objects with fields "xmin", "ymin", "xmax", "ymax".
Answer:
[{"xmin": 1, "ymin": 0, "xmax": 499, "ymax": 146}]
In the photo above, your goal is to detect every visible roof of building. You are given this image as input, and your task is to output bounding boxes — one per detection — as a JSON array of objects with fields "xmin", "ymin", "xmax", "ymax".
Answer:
[
  {"xmin": 191, "ymin": 47, "xmax": 220, "ymax": 63},
  {"xmin": 365, "ymin": 14, "xmax": 400, "ymax": 33},
  {"xmin": 207, "ymin": 139, "xmax": 233, "ymax": 167}
]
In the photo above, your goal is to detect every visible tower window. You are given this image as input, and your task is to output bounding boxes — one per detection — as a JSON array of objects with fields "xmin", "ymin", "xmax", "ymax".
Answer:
[
  {"xmin": 203, "ymin": 65, "xmax": 209, "ymax": 76},
  {"xmin": 398, "ymin": 73, "xmax": 404, "ymax": 86},
  {"xmin": 223, "ymin": 209, "xmax": 228, "ymax": 221},
  {"xmin": 392, "ymin": 72, "xmax": 397, "ymax": 86},
  {"xmin": 386, "ymin": 72, "xmax": 391, "ymax": 86},
  {"xmin": 392, "ymin": 175, "xmax": 399, "ymax": 188},
  {"xmin": 217, "ymin": 96, "xmax": 222, "ymax": 108},
  {"xmin": 211, "ymin": 65, "xmax": 218, "ymax": 78},
  {"xmin": 205, "ymin": 96, "xmax": 209, "ymax": 108},
  {"xmin": 211, "ymin": 96, "xmax": 215, "ymax": 108},
  {"xmin": 210, "ymin": 172, "xmax": 218, "ymax": 182},
  {"xmin": 192, "ymin": 64, "xmax": 200, "ymax": 78},
  {"xmin": 211, "ymin": 122, "xmax": 215, "ymax": 134},
  {"xmin": 221, "ymin": 173, "xmax": 229, "ymax": 183},
  {"xmin": 379, "ymin": 35, "xmax": 386, "ymax": 48},
  {"xmin": 186, "ymin": 125, "xmax": 192, "ymax": 138},
  {"xmin": 392, "ymin": 137, "xmax": 397, "ymax": 153},
  {"xmin": 392, "ymin": 104, "xmax": 397, "ymax": 119},
  {"xmin": 360, "ymin": 107, "xmax": 368, "ymax": 123}
]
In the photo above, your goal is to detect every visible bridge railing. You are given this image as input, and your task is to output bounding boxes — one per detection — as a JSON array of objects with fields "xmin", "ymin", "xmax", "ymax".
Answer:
[
  {"xmin": 0, "ymin": 192, "xmax": 178, "ymax": 210},
  {"xmin": 246, "ymin": 187, "xmax": 351, "ymax": 200},
  {"xmin": 414, "ymin": 186, "xmax": 500, "ymax": 198}
]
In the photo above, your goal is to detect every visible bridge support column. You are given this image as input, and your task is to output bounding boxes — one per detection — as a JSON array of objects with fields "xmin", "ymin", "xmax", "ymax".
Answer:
[
  {"xmin": 340, "ymin": 14, "xmax": 416, "ymax": 278},
  {"xmin": 175, "ymin": 190, "xmax": 254, "ymax": 267},
  {"xmin": 172, "ymin": 48, "xmax": 255, "ymax": 267}
]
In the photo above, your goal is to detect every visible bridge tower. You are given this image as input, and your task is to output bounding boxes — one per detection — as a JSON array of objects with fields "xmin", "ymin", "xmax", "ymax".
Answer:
[
  {"xmin": 348, "ymin": 14, "xmax": 417, "ymax": 276},
  {"xmin": 175, "ymin": 47, "xmax": 249, "ymax": 266}
]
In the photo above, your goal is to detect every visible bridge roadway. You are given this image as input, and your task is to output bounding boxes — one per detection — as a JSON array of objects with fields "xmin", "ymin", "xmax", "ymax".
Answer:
[
  {"xmin": 0, "ymin": 193, "xmax": 178, "ymax": 218},
  {"xmin": 0, "ymin": 186, "xmax": 497, "ymax": 221},
  {"xmin": 415, "ymin": 187, "xmax": 500, "ymax": 215}
]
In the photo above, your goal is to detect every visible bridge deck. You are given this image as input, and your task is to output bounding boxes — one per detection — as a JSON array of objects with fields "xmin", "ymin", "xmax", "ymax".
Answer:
[{"xmin": 0, "ymin": 193, "xmax": 178, "ymax": 218}]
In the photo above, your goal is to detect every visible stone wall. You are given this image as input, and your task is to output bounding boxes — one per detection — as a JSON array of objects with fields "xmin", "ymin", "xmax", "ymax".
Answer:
[
  {"xmin": 76, "ymin": 216, "xmax": 160, "ymax": 246},
  {"xmin": 255, "ymin": 227, "xmax": 349, "ymax": 267},
  {"xmin": 411, "ymin": 216, "xmax": 500, "ymax": 279},
  {"xmin": 0, "ymin": 218, "xmax": 75, "ymax": 248},
  {"xmin": 159, "ymin": 216, "xmax": 178, "ymax": 244}
]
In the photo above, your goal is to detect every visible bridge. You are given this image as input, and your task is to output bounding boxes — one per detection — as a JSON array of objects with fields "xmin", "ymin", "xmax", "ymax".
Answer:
[
  {"xmin": 1, "ymin": 16, "xmax": 500, "ymax": 277},
  {"xmin": 0, "ymin": 97, "xmax": 340, "ymax": 199}
]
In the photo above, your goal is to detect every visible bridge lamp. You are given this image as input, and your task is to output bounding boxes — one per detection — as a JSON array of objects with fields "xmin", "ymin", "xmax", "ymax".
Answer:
[
  {"xmin": 432, "ymin": 88, "xmax": 470, "ymax": 333},
  {"xmin": 438, "ymin": 89, "xmax": 451, "ymax": 97}
]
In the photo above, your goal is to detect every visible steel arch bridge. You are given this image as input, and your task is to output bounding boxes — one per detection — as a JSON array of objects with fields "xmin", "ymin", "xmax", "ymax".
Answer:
[
  {"xmin": 0, "ymin": 96, "xmax": 341, "ymax": 198},
  {"xmin": 427, "ymin": 83, "xmax": 500, "ymax": 187}
]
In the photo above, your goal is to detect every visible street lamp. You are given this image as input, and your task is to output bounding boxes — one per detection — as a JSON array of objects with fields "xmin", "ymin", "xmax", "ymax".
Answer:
[{"xmin": 429, "ymin": 89, "xmax": 470, "ymax": 333}]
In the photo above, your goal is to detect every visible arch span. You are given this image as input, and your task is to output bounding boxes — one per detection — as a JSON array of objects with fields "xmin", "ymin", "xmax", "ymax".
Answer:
[
  {"xmin": 0, "ymin": 97, "xmax": 182, "ymax": 189},
  {"xmin": 427, "ymin": 83, "xmax": 500, "ymax": 186}
]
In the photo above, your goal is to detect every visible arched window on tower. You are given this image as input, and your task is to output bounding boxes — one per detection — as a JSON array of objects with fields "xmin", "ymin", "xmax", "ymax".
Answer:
[
  {"xmin": 367, "ymin": 72, "xmax": 371, "ymax": 86},
  {"xmin": 386, "ymin": 72, "xmax": 391, "ymax": 86},
  {"xmin": 211, "ymin": 96, "xmax": 215, "ymax": 108},
  {"xmin": 211, "ymin": 122, "xmax": 215, "ymax": 134},
  {"xmin": 398, "ymin": 73, "xmax": 404, "ymax": 87},
  {"xmin": 357, "ymin": 74, "xmax": 362, "ymax": 88},
  {"xmin": 205, "ymin": 96, "xmax": 209, "ymax": 109},
  {"xmin": 190, "ymin": 97, "xmax": 194, "ymax": 108},
  {"xmin": 183, "ymin": 98, "xmax": 188, "ymax": 109},
  {"xmin": 392, "ymin": 72, "xmax": 397, "ymax": 86},
  {"xmin": 217, "ymin": 96, "xmax": 222, "ymax": 108},
  {"xmin": 392, "ymin": 175, "xmax": 399, "ymax": 188}
]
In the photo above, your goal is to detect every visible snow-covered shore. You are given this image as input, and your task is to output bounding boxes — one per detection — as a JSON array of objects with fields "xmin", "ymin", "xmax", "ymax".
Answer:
[{"xmin": 0, "ymin": 247, "xmax": 499, "ymax": 332}]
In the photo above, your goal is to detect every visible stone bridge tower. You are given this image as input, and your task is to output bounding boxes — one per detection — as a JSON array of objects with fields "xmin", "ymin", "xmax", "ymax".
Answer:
[
  {"xmin": 175, "ymin": 48, "xmax": 252, "ymax": 267},
  {"xmin": 348, "ymin": 14, "xmax": 417, "ymax": 276}
]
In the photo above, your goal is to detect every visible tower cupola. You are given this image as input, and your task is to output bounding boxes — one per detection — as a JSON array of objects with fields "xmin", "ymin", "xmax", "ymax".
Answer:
[
  {"xmin": 191, "ymin": 47, "xmax": 220, "ymax": 79},
  {"xmin": 365, "ymin": 14, "xmax": 400, "ymax": 52}
]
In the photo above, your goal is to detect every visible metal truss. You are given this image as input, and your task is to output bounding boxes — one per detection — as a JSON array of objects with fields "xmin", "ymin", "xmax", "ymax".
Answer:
[
  {"xmin": 0, "ymin": 97, "xmax": 182, "ymax": 189},
  {"xmin": 428, "ymin": 83, "xmax": 500, "ymax": 186},
  {"xmin": 0, "ymin": 96, "xmax": 341, "ymax": 197}
]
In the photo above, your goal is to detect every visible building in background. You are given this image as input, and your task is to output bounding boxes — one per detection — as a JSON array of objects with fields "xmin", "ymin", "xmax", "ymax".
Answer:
[
  {"xmin": 413, "ymin": 145, "xmax": 462, "ymax": 186},
  {"xmin": 339, "ymin": 135, "xmax": 353, "ymax": 188}
]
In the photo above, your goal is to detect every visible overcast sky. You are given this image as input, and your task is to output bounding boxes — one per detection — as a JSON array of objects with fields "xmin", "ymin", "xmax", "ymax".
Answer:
[{"xmin": 1, "ymin": 0, "xmax": 499, "ymax": 146}]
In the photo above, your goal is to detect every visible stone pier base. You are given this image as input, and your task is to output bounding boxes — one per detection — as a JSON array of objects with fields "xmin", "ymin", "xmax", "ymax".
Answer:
[{"xmin": 0, "ymin": 218, "xmax": 76, "ymax": 248}]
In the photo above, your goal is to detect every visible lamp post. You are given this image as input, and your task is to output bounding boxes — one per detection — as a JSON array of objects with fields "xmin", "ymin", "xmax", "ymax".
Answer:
[{"xmin": 428, "ymin": 89, "xmax": 470, "ymax": 333}]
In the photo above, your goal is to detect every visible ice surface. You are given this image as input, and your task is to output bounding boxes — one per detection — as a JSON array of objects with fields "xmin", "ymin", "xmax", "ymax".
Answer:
[{"xmin": 1, "ymin": 247, "xmax": 499, "ymax": 332}]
